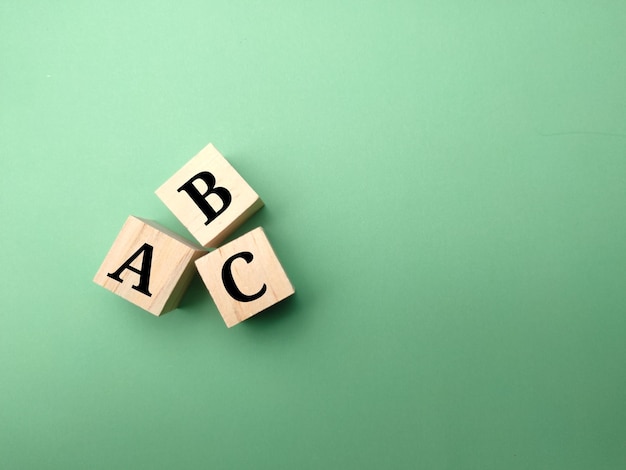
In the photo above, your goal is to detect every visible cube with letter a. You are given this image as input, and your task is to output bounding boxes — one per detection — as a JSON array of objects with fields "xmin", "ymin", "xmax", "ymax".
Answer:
[
  {"xmin": 155, "ymin": 143, "xmax": 263, "ymax": 248},
  {"xmin": 93, "ymin": 216, "xmax": 205, "ymax": 316},
  {"xmin": 195, "ymin": 227, "xmax": 295, "ymax": 327}
]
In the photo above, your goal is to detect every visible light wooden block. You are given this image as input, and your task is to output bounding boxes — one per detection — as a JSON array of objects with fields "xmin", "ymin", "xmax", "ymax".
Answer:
[
  {"xmin": 195, "ymin": 227, "xmax": 295, "ymax": 327},
  {"xmin": 155, "ymin": 143, "xmax": 263, "ymax": 248},
  {"xmin": 94, "ymin": 216, "xmax": 205, "ymax": 316}
]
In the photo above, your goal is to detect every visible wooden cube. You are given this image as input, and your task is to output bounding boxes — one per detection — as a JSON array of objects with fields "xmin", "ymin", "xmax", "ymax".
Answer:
[
  {"xmin": 93, "ymin": 216, "xmax": 205, "ymax": 316},
  {"xmin": 195, "ymin": 227, "xmax": 295, "ymax": 327},
  {"xmin": 155, "ymin": 143, "xmax": 263, "ymax": 248}
]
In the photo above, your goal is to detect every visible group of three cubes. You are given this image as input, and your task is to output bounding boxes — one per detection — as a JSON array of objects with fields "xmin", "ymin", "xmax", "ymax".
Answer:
[{"xmin": 94, "ymin": 144, "xmax": 294, "ymax": 327}]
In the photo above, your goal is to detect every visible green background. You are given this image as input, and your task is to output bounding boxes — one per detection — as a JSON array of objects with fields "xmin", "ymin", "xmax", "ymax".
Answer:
[{"xmin": 1, "ymin": 2, "xmax": 625, "ymax": 468}]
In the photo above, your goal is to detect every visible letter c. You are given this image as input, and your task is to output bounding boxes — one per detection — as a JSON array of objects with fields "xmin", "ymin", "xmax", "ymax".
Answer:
[{"xmin": 221, "ymin": 251, "xmax": 267, "ymax": 302}]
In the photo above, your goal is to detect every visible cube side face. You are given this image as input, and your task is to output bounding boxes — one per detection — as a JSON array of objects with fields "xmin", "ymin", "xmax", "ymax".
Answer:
[
  {"xmin": 155, "ymin": 143, "xmax": 263, "ymax": 247},
  {"xmin": 160, "ymin": 248, "xmax": 206, "ymax": 314},
  {"xmin": 195, "ymin": 227, "xmax": 295, "ymax": 327},
  {"xmin": 94, "ymin": 216, "xmax": 203, "ymax": 316}
]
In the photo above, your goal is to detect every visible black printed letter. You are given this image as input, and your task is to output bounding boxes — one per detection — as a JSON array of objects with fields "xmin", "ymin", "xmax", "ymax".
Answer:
[
  {"xmin": 221, "ymin": 251, "xmax": 267, "ymax": 302},
  {"xmin": 106, "ymin": 243, "xmax": 154, "ymax": 297},
  {"xmin": 177, "ymin": 171, "xmax": 232, "ymax": 225}
]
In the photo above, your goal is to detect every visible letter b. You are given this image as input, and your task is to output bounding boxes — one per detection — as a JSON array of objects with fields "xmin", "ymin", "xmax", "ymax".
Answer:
[{"xmin": 177, "ymin": 171, "xmax": 232, "ymax": 226}]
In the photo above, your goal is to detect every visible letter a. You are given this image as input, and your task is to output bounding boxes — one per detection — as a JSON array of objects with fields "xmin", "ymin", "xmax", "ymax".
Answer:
[
  {"xmin": 106, "ymin": 243, "xmax": 154, "ymax": 297},
  {"xmin": 177, "ymin": 171, "xmax": 232, "ymax": 226}
]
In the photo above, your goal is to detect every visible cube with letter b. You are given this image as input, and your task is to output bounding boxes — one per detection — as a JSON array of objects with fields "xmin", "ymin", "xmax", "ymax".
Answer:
[
  {"xmin": 93, "ymin": 216, "xmax": 205, "ymax": 316},
  {"xmin": 155, "ymin": 143, "xmax": 263, "ymax": 248},
  {"xmin": 195, "ymin": 227, "xmax": 295, "ymax": 327}
]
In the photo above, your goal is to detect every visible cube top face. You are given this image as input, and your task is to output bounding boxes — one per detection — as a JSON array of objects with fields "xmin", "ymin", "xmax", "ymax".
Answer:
[
  {"xmin": 195, "ymin": 227, "xmax": 295, "ymax": 328},
  {"xmin": 155, "ymin": 143, "xmax": 263, "ymax": 248},
  {"xmin": 93, "ymin": 216, "xmax": 204, "ymax": 316}
]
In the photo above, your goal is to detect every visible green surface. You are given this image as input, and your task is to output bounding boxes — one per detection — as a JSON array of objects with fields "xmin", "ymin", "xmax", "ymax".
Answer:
[{"xmin": 1, "ymin": 2, "xmax": 625, "ymax": 468}]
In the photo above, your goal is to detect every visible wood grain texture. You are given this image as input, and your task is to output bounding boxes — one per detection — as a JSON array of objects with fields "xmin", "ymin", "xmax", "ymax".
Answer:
[
  {"xmin": 195, "ymin": 227, "xmax": 295, "ymax": 327},
  {"xmin": 94, "ymin": 216, "xmax": 205, "ymax": 316},
  {"xmin": 155, "ymin": 143, "xmax": 263, "ymax": 248}
]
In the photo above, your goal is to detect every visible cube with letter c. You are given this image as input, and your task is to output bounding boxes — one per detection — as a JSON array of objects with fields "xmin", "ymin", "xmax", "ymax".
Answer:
[
  {"xmin": 155, "ymin": 143, "xmax": 263, "ymax": 248},
  {"xmin": 195, "ymin": 227, "xmax": 295, "ymax": 327}
]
